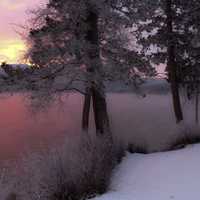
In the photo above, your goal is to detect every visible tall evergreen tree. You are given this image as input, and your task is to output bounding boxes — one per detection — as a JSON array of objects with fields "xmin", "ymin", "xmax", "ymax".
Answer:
[
  {"xmin": 134, "ymin": 0, "xmax": 200, "ymax": 123},
  {"xmin": 26, "ymin": 0, "xmax": 155, "ymax": 134}
]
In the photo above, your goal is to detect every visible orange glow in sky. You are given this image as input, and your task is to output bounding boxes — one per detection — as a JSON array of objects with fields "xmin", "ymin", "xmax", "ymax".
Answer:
[
  {"xmin": 0, "ymin": 40, "xmax": 26, "ymax": 63},
  {"xmin": 0, "ymin": 0, "xmax": 46, "ymax": 64}
]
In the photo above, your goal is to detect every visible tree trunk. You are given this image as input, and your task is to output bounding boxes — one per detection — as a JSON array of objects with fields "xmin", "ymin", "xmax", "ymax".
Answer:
[
  {"xmin": 91, "ymin": 85, "xmax": 110, "ymax": 135},
  {"xmin": 83, "ymin": 6, "xmax": 110, "ymax": 134},
  {"xmin": 80, "ymin": 8, "xmax": 110, "ymax": 134},
  {"xmin": 82, "ymin": 88, "xmax": 92, "ymax": 131},
  {"xmin": 195, "ymin": 85, "xmax": 199, "ymax": 124},
  {"xmin": 166, "ymin": 0, "xmax": 183, "ymax": 123}
]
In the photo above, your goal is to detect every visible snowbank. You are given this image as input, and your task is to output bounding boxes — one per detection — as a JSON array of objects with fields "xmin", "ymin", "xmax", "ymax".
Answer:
[{"xmin": 93, "ymin": 144, "xmax": 200, "ymax": 200}]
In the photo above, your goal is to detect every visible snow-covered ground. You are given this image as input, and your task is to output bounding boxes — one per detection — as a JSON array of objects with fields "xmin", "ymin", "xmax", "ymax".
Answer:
[{"xmin": 93, "ymin": 144, "xmax": 200, "ymax": 200}]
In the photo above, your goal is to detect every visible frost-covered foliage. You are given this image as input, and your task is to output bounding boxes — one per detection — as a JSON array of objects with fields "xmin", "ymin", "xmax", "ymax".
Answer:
[
  {"xmin": 24, "ymin": 0, "xmax": 155, "ymax": 92},
  {"xmin": 134, "ymin": 0, "xmax": 200, "ymax": 96},
  {"xmin": 170, "ymin": 125, "xmax": 200, "ymax": 150},
  {"xmin": 0, "ymin": 168, "xmax": 14, "ymax": 200},
  {"xmin": 2, "ymin": 133, "xmax": 118, "ymax": 200}
]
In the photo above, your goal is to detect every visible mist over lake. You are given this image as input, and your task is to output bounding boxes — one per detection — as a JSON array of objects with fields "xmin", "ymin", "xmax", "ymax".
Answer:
[{"xmin": 0, "ymin": 88, "xmax": 198, "ymax": 162}]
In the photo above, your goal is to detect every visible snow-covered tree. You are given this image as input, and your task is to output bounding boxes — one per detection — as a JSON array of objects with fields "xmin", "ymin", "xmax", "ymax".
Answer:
[
  {"xmin": 134, "ymin": 0, "xmax": 200, "ymax": 123},
  {"xmin": 25, "ymin": 0, "xmax": 155, "ymax": 134}
]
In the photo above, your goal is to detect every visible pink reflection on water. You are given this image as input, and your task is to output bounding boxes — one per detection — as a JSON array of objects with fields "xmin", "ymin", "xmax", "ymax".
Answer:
[{"xmin": 0, "ymin": 94, "xmax": 83, "ymax": 160}]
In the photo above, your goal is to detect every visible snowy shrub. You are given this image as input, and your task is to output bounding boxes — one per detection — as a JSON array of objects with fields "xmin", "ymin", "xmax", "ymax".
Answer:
[
  {"xmin": 0, "ymin": 165, "xmax": 17, "ymax": 200},
  {"xmin": 169, "ymin": 125, "xmax": 200, "ymax": 150},
  {"xmin": 114, "ymin": 140, "xmax": 126, "ymax": 163},
  {"xmin": 5, "ymin": 193, "xmax": 18, "ymax": 200},
  {"xmin": 127, "ymin": 143, "xmax": 148, "ymax": 154},
  {"xmin": 5, "ymin": 133, "xmax": 117, "ymax": 200}
]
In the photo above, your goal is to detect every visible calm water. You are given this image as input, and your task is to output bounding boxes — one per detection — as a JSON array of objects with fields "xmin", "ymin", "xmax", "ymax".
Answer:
[
  {"xmin": 0, "ymin": 93, "xmax": 83, "ymax": 160},
  {"xmin": 0, "ymin": 92, "xmax": 198, "ymax": 160}
]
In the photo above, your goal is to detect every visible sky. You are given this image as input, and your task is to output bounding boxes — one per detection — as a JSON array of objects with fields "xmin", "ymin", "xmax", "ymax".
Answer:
[{"xmin": 0, "ymin": 0, "xmax": 47, "ymax": 63}]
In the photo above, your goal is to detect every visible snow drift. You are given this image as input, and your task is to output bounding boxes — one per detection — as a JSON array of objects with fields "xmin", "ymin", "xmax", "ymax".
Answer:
[{"xmin": 93, "ymin": 144, "xmax": 200, "ymax": 200}]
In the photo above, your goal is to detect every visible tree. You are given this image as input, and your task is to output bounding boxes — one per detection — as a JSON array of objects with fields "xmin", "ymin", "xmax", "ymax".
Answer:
[
  {"xmin": 134, "ymin": 0, "xmax": 200, "ymax": 123},
  {"xmin": 165, "ymin": 0, "xmax": 183, "ymax": 123},
  {"xmin": 25, "ymin": 0, "xmax": 155, "ymax": 134}
]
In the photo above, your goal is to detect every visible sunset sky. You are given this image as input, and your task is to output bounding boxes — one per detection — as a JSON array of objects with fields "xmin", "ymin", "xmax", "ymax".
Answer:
[{"xmin": 0, "ymin": 0, "xmax": 47, "ymax": 63}]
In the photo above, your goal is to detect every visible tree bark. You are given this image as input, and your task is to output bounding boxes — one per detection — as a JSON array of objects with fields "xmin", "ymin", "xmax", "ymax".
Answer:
[
  {"xmin": 91, "ymin": 85, "xmax": 110, "ymax": 135},
  {"xmin": 195, "ymin": 85, "xmax": 199, "ymax": 124},
  {"xmin": 166, "ymin": 0, "xmax": 183, "ymax": 123},
  {"xmin": 83, "ymin": 7, "xmax": 110, "ymax": 135},
  {"xmin": 82, "ymin": 88, "xmax": 92, "ymax": 131}
]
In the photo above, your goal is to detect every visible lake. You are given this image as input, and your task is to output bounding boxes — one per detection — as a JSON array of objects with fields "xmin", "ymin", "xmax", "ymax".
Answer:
[{"xmin": 0, "ymin": 92, "xmax": 198, "ymax": 161}]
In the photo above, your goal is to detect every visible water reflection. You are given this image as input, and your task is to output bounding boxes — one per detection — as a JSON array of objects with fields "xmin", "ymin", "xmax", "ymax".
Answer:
[
  {"xmin": 0, "ymin": 92, "xmax": 198, "ymax": 160},
  {"xmin": 0, "ymin": 93, "xmax": 83, "ymax": 160}
]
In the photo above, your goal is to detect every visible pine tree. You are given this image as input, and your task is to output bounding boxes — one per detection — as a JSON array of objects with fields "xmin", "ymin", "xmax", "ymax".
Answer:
[
  {"xmin": 26, "ymin": 0, "xmax": 155, "ymax": 134},
  {"xmin": 134, "ymin": 0, "xmax": 200, "ymax": 123}
]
